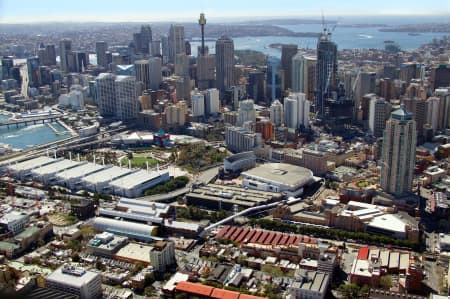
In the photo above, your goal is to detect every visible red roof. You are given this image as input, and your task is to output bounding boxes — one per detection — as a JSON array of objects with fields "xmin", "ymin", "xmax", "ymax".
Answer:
[
  {"xmin": 211, "ymin": 288, "xmax": 240, "ymax": 299},
  {"xmin": 264, "ymin": 232, "xmax": 275, "ymax": 245},
  {"xmin": 235, "ymin": 228, "xmax": 250, "ymax": 243},
  {"xmin": 257, "ymin": 232, "xmax": 269, "ymax": 243},
  {"xmin": 287, "ymin": 235, "xmax": 296, "ymax": 245},
  {"xmin": 175, "ymin": 281, "xmax": 213, "ymax": 297},
  {"xmin": 271, "ymin": 233, "xmax": 282, "ymax": 245},
  {"xmin": 239, "ymin": 294, "xmax": 268, "ymax": 299},
  {"xmin": 243, "ymin": 229, "xmax": 256, "ymax": 243},
  {"xmin": 216, "ymin": 226, "xmax": 230, "ymax": 239},
  {"xmin": 303, "ymin": 236, "xmax": 310, "ymax": 243},
  {"xmin": 250, "ymin": 230, "xmax": 262, "ymax": 243},
  {"xmin": 230, "ymin": 227, "xmax": 244, "ymax": 241},
  {"xmin": 358, "ymin": 247, "xmax": 370, "ymax": 260},
  {"xmin": 224, "ymin": 226, "xmax": 237, "ymax": 240},
  {"xmin": 294, "ymin": 236, "xmax": 302, "ymax": 244},
  {"xmin": 279, "ymin": 234, "xmax": 289, "ymax": 245}
]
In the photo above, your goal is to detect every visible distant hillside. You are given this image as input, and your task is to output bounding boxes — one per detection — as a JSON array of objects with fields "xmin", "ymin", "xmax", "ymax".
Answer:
[{"xmin": 235, "ymin": 49, "xmax": 267, "ymax": 67}]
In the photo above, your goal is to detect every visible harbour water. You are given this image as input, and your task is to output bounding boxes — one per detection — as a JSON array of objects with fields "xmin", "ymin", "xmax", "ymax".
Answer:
[
  {"xmin": 188, "ymin": 23, "xmax": 449, "ymax": 57},
  {"xmin": 0, "ymin": 115, "xmax": 70, "ymax": 150}
]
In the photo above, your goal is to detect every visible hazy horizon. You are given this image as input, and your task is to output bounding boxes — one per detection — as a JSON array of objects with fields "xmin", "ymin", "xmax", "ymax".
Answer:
[{"xmin": 0, "ymin": 0, "xmax": 449, "ymax": 24}]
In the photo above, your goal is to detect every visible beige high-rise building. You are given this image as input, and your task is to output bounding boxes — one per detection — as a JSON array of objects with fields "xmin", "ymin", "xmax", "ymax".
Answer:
[
  {"xmin": 380, "ymin": 106, "xmax": 417, "ymax": 196},
  {"xmin": 292, "ymin": 53, "xmax": 316, "ymax": 102},
  {"xmin": 165, "ymin": 101, "xmax": 186, "ymax": 127}
]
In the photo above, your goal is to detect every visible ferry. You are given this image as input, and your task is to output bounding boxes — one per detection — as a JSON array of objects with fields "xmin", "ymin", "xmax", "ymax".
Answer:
[{"xmin": 13, "ymin": 109, "xmax": 62, "ymax": 119}]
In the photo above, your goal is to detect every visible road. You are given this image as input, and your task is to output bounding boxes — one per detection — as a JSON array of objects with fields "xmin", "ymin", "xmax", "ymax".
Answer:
[{"xmin": 137, "ymin": 166, "xmax": 221, "ymax": 203}]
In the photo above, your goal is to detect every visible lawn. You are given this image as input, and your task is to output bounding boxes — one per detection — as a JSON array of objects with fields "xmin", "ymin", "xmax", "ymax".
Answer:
[{"xmin": 121, "ymin": 156, "xmax": 160, "ymax": 169}]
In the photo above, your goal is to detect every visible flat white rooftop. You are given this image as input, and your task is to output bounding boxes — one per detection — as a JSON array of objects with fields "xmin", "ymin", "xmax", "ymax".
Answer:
[
  {"xmin": 81, "ymin": 166, "xmax": 132, "ymax": 185},
  {"xmin": 8, "ymin": 156, "xmax": 57, "ymax": 172},
  {"xmin": 31, "ymin": 159, "xmax": 81, "ymax": 176},
  {"xmin": 109, "ymin": 170, "xmax": 169, "ymax": 190},
  {"xmin": 55, "ymin": 162, "xmax": 105, "ymax": 180},
  {"xmin": 367, "ymin": 214, "xmax": 406, "ymax": 234}
]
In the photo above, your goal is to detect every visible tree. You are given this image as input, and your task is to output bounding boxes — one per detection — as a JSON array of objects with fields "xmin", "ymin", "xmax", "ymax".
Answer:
[
  {"xmin": 144, "ymin": 286, "xmax": 156, "ymax": 297},
  {"xmin": 336, "ymin": 283, "xmax": 368, "ymax": 299},
  {"xmin": 71, "ymin": 252, "xmax": 81, "ymax": 263},
  {"xmin": 144, "ymin": 273, "xmax": 155, "ymax": 286},
  {"xmin": 380, "ymin": 275, "xmax": 392, "ymax": 290},
  {"xmin": 95, "ymin": 260, "xmax": 106, "ymax": 271}
]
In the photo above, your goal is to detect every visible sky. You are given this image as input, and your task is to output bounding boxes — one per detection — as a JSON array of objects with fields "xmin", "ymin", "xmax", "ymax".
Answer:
[{"xmin": 0, "ymin": 0, "xmax": 449, "ymax": 23}]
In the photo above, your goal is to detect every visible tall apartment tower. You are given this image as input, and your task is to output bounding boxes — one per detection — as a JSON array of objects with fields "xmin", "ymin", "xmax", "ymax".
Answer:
[
  {"xmin": 315, "ymin": 29, "xmax": 338, "ymax": 118},
  {"xmin": 292, "ymin": 53, "xmax": 316, "ymax": 101},
  {"xmin": 215, "ymin": 36, "xmax": 235, "ymax": 93},
  {"xmin": 380, "ymin": 105, "xmax": 417, "ymax": 197},
  {"xmin": 168, "ymin": 25, "xmax": 185, "ymax": 63},
  {"xmin": 191, "ymin": 92, "xmax": 205, "ymax": 117},
  {"xmin": 135, "ymin": 60, "xmax": 151, "ymax": 90},
  {"xmin": 140, "ymin": 25, "xmax": 153, "ymax": 55},
  {"xmin": 283, "ymin": 92, "xmax": 310, "ymax": 130},
  {"xmin": 115, "ymin": 76, "xmax": 139, "ymax": 120},
  {"xmin": 95, "ymin": 73, "xmax": 117, "ymax": 117},
  {"xmin": 205, "ymin": 88, "xmax": 220, "ymax": 115},
  {"xmin": 281, "ymin": 44, "xmax": 298, "ymax": 90},
  {"xmin": 270, "ymin": 99, "xmax": 284, "ymax": 127},
  {"xmin": 59, "ymin": 39, "xmax": 72, "ymax": 72},
  {"xmin": 368, "ymin": 96, "xmax": 391, "ymax": 138},
  {"xmin": 148, "ymin": 57, "xmax": 162, "ymax": 91},
  {"xmin": 96, "ymin": 41, "xmax": 108, "ymax": 68},
  {"xmin": 237, "ymin": 99, "xmax": 256, "ymax": 126}
]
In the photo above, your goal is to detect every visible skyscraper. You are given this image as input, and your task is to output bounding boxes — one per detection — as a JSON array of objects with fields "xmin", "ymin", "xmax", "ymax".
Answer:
[
  {"xmin": 175, "ymin": 54, "xmax": 189, "ymax": 77},
  {"xmin": 197, "ymin": 55, "xmax": 215, "ymax": 90},
  {"xmin": 215, "ymin": 36, "xmax": 235, "ymax": 93},
  {"xmin": 237, "ymin": 99, "xmax": 256, "ymax": 126},
  {"xmin": 1, "ymin": 57, "xmax": 14, "ymax": 80},
  {"xmin": 45, "ymin": 45, "xmax": 57, "ymax": 66},
  {"xmin": 168, "ymin": 25, "xmax": 185, "ymax": 63},
  {"xmin": 96, "ymin": 73, "xmax": 116, "ymax": 117},
  {"xmin": 96, "ymin": 41, "xmax": 108, "ymax": 68},
  {"xmin": 205, "ymin": 88, "xmax": 220, "ymax": 115},
  {"xmin": 135, "ymin": 60, "xmax": 151, "ymax": 90},
  {"xmin": 248, "ymin": 71, "xmax": 265, "ymax": 103},
  {"xmin": 191, "ymin": 92, "xmax": 205, "ymax": 117},
  {"xmin": 283, "ymin": 92, "xmax": 310, "ymax": 130},
  {"xmin": 380, "ymin": 106, "xmax": 417, "ymax": 196},
  {"xmin": 270, "ymin": 100, "xmax": 284, "ymax": 127},
  {"xmin": 59, "ymin": 39, "xmax": 72, "ymax": 72},
  {"xmin": 148, "ymin": 57, "xmax": 162, "ymax": 91},
  {"xmin": 315, "ymin": 29, "xmax": 338, "ymax": 118},
  {"xmin": 115, "ymin": 76, "xmax": 139, "ymax": 120},
  {"xmin": 368, "ymin": 96, "xmax": 391, "ymax": 138},
  {"xmin": 292, "ymin": 53, "xmax": 316, "ymax": 100},
  {"xmin": 27, "ymin": 57, "xmax": 41, "ymax": 88},
  {"xmin": 267, "ymin": 57, "xmax": 283, "ymax": 102},
  {"xmin": 281, "ymin": 44, "xmax": 298, "ymax": 90},
  {"xmin": 140, "ymin": 25, "xmax": 153, "ymax": 55}
]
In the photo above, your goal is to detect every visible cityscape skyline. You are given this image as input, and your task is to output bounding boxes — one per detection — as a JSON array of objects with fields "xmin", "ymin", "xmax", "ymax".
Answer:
[{"xmin": 0, "ymin": 0, "xmax": 450, "ymax": 23}]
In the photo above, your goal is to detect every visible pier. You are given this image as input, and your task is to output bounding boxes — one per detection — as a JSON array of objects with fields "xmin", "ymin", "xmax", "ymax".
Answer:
[{"xmin": 0, "ymin": 115, "xmax": 61, "ymax": 129}]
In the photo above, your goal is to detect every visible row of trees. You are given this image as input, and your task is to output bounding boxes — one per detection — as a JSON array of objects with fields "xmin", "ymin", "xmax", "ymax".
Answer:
[
  {"xmin": 176, "ymin": 206, "xmax": 232, "ymax": 223},
  {"xmin": 251, "ymin": 219, "xmax": 420, "ymax": 250},
  {"xmin": 144, "ymin": 176, "xmax": 189, "ymax": 196}
]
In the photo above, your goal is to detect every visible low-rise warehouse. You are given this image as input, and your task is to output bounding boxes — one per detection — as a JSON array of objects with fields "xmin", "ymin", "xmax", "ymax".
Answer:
[
  {"xmin": 55, "ymin": 162, "xmax": 106, "ymax": 189},
  {"xmin": 92, "ymin": 217, "xmax": 158, "ymax": 242},
  {"xmin": 81, "ymin": 166, "xmax": 132, "ymax": 193},
  {"xmin": 186, "ymin": 183, "xmax": 284, "ymax": 210},
  {"xmin": 109, "ymin": 169, "xmax": 170, "ymax": 198},
  {"xmin": 6, "ymin": 156, "xmax": 57, "ymax": 179},
  {"xmin": 31, "ymin": 158, "xmax": 82, "ymax": 183}
]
